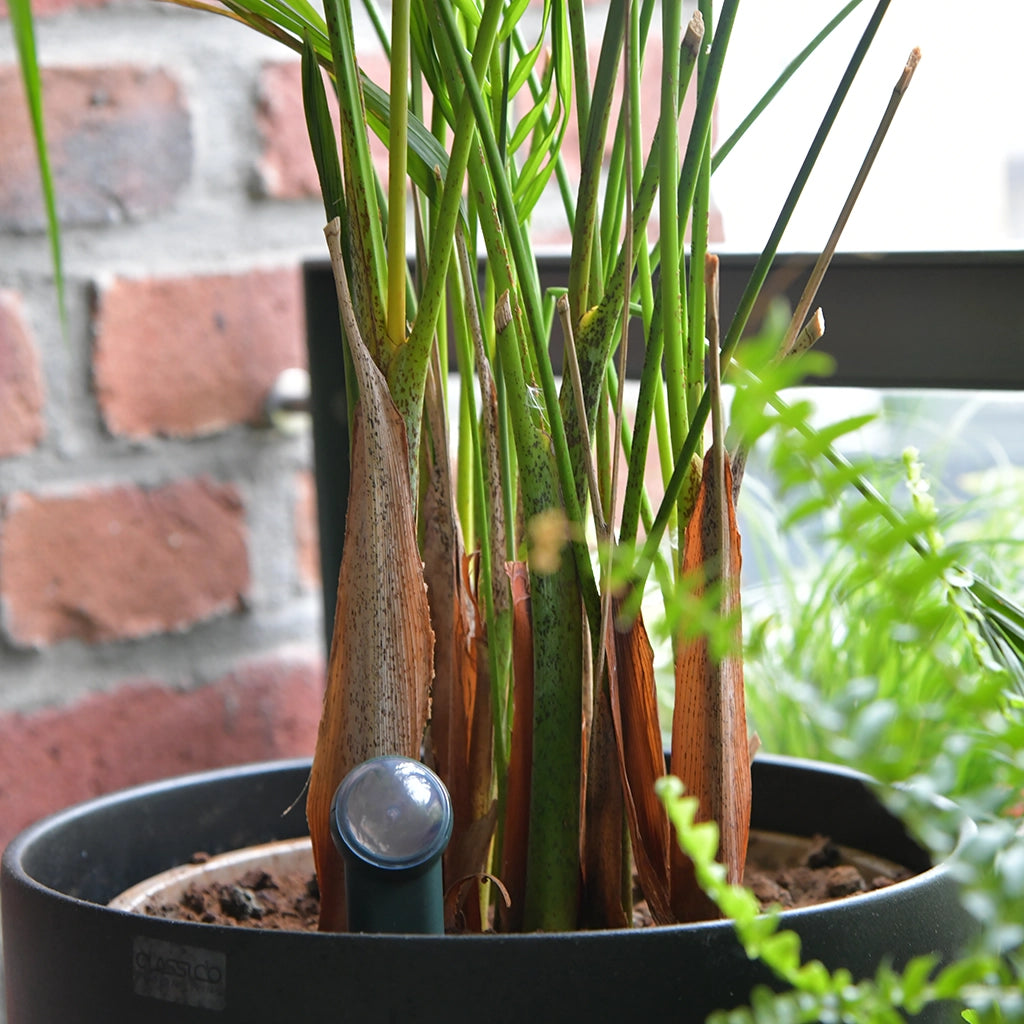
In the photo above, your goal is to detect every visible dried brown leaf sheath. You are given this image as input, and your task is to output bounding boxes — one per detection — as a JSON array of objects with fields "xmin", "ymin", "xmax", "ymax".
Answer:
[
  {"xmin": 423, "ymin": 421, "xmax": 495, "ymax": 922},
  {"xmin": 669, "ymin": 450, "xmax": 750, "ymax": 922},
  {"xmin": 608, "ymin": 604, "xmax": 673, "ymax": 924},
  {"xmin": 497, "ymin": 561, "xmax": 533, "ymax": 932},
  {"xmin": 581, "ymin": 679, "xmax": 628, "ymax": 929},
  {"xmin": 309, "ymin": 221, "xmax": 434, "ymax": 931}
]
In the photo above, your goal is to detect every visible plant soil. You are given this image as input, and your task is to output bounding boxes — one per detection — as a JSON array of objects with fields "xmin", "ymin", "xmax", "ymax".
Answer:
[{"xmin": 138, "ymin": 832, "xmax": 911, "ymax": 932}]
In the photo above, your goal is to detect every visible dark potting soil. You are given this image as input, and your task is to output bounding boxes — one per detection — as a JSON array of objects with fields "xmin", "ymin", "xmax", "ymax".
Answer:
[
  {"xmin": 143, "ymin": 860, "xmax": 322, "ymax": 931},
  {"xmin": 140, "ymin": 833, "xmax": 911, "ymax": 932}
]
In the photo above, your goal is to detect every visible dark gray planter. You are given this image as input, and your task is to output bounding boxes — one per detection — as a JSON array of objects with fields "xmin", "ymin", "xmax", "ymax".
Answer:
[{"xmin": 2, "ymin": 755, "xmax": 975, "ymax": 1023}]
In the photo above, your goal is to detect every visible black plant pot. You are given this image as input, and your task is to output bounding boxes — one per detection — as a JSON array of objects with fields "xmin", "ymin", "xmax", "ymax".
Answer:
[{"xmin": 2, "ymin": 755, "xmax": 974, "ymax": 1023}]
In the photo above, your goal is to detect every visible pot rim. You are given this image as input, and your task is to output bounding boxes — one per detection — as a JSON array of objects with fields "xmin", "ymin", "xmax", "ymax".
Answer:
[{"xmin": 2, "ymin": 753, "xmax": 970, "ymax": 941}]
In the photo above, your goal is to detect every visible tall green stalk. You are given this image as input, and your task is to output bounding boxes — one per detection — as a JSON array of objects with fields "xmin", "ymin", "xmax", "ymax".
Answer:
[
  {"xmin": 387, "ymin": 0, "xmax": 410, "ymax": 351},
  {"xmin": 658, "ymin": 0, "xmax": 687, "ymax": 552},
  {"xmin": 386, "ymin": 0, "xmax": 511, "ymax": 484},
  {"xmin": 634, "ymin": 0, "xmax": 894, "ymax": 601},
  {"xmin": 617, "ymin": 13, "xmax": 702, "ymax": 548},
  {"xmin": 493, "ymin": 292, "xmax": 583, "ymax": 931}
]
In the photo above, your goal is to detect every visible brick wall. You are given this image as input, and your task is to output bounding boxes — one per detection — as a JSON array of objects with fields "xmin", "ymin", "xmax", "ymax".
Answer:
[{"xmin": 0, "ymin": 0, "xmax": 344, "ymax": 860}]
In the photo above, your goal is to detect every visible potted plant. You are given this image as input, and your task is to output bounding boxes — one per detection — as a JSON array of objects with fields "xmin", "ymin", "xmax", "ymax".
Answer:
[{"xmin": 4, "ymin": 0, "xmax": 1024, "ymax": 1020}]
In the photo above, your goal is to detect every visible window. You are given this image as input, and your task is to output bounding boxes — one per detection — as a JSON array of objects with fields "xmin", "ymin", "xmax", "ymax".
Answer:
[{"xmin": 713, "ymin": 0, "xmax": 1024, "ymax": 253}]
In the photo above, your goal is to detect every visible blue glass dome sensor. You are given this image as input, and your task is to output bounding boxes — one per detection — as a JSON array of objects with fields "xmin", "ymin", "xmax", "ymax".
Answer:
[{"xmin": 331, "ymin": 756, "xmax": 453, "ymax": 872}]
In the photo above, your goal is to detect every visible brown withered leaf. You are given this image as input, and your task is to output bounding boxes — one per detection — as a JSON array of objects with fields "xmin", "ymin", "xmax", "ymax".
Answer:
[
  {"xmin": 444, "ymin": 867, "xmax": 510, "ymax": 933},
  {"xmin": 442, "ymin": 803, "xmax": 500, "ymax": 931},
  {"xmin": 608, "ymin": 603, "xmax": 673, "ymax": 924},
  {"xmin": 669, "ymin": 449, "xmax": 750, "ymax": 923},
  {"xmin": 420, "ymin": 353, "xmax": 496, "ymax": 928},
  {"xmin": 497, "ymin": 561, "xmax": 533, "ymax": 933},
  {"xmin": 309, "ymin": 221, "xmax": 434, "ymax": 931},
  {"xmin": 580, "ymin": 678, "xmax": 629, "ymax": 929},
  {"xmin": 421, "ymin": 361, "xmax": 472, "ymax": 845}
]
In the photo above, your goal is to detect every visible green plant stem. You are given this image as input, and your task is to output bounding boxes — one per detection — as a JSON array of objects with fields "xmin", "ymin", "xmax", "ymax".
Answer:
[
  {"xmin": 360, "ymin": 0, "xmax": 390, "ymax": 56},
  {"xmin": 450, "ymin": 270, "xmax": 477, "ymax": 542},
  {"xmin": 566, "ymin": 0, "xmax": 591, "ymax": 143},
  {"xmin": 718, "ymin": 0, "xmax": 892, "ymax": 368},
  {"xmin": 456, "ymin": 231, "xmax": 512, "ymax": 739},
  {"xmin": 633, "ymin": 0, "xmax": 894, "ymax": 602},
  {"xmin": 431, "ymin": 0, "xmax": 601, "ymax": 630},
  {"xmin": 567, "ymin": 0, "xmax": 625, "ymax": 321},
  {"xmin": 659, "ymin": 0, "xmax": 686, "ymax": 479},
  {"xmin": 604, "ymin": 363, "xmax": 670, "ymax": 583},
  {"xmin": 616, "ymin": 11, "xmax": 702, "ymax": 549},
  {"xmin": 597, "ymin": 0, "xmax": 655, "ymax": 285},
  {"xmin": 322, "ymin": 0, "xmax": 388, "ymax": 360},
  {"xmin": 673, "ymin": 0, "xmax": 740, "ymax": 247},
  {"xmin": 389, "ymin": 0, "xmax": 505, "ymax": 478},
  {"xmin": 688, "ymin": 0, "xmax": 713, "ymax": 422},
  {"xmin": 386, "ymin": 0, "xmax": 410, "ymax": 350},
  {"xmin": 493, "ymin": 293, "xmax": 583, "ymax": 932},
  {"xmin": 452, "ymin": 232, "xmax": 513, "ymax": 860}
]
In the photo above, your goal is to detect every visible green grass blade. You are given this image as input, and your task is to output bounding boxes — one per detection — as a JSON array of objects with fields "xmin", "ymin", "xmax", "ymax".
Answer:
[
  {"xmin": 658, "ymin": 0, "xmax": 685, "ymax": 465},
  {"xmin": 301, "ymin": 31, "xmax": 345, "ymax": 225},
  {"xmin": 567, "ymin": 0, "xmax": 624, "ymax": 319},
  {"xmin": 322, "ymin": 0, "xmax": 388, "ymax": 362},
  {"xmin": 9, "ymin": 0, "xmax": 66, "ymax": 328},
  {"xmin": 385, "ymin": 0, "xmax": 410, "ymax": 351}
]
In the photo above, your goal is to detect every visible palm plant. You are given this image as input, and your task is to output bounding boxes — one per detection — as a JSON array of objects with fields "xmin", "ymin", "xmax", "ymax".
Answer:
[{"xmin": 12, "ymin": 0, "xmax": 1024, "ymax": 939}]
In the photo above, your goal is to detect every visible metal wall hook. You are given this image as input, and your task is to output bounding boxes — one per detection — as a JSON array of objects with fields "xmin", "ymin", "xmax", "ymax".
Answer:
[{"xmin": 264, "ymin": 367, "xmax": 311, "ymax": 434}]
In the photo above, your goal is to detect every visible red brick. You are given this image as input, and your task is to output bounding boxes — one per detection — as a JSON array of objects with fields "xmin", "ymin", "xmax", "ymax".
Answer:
[
  {"xmin": 255, "ymin": 57, "xmax": 390, "ymax": 201},
  {"xmin": 0, "ymin": 478, "xmax": 250, "ymax": 646},
  {"xmin": 255, "ymin": 61, "xmax": 323, "ymax": 201},
  {"xmin": 0, "ymin": 64, "xmax": 191, "ymax": 233},
  {"xmin": 93, "ymin": 267, "xmax": 305, "ymax": 438},
  {"xmin": 295, "ymin": 471, "xmax": 320, "ymax": 589},
  {"xmin": 0, "ymin": 290, "xmax": 45, "ymax": 456},
  {"xmin": 0, "ymin": 648, "xmax": 324, "ymax": 849}
]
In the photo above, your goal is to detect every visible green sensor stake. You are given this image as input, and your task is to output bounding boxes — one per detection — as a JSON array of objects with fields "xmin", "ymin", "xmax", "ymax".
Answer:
[{"xmin": 330, "ymin": 756, "xmax": 453, "ymax": 934}]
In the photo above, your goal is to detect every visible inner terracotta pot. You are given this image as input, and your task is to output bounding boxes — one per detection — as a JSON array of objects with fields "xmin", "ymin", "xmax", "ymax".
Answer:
[{"xmin": 109, "ymin": 829, "xmax": 913, "ymax": 932}]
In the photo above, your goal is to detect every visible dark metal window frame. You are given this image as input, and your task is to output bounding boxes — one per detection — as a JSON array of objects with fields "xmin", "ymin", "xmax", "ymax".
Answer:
[
  {"xmin": 307, "ymin": 250, "xmax": 1024, "ymax": 392},
  {"xmin": 304, "ymin": 251, "xmax": 1024, "ymax": 646}
]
